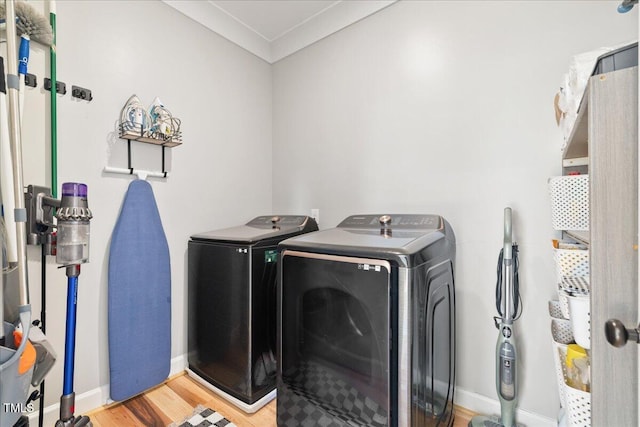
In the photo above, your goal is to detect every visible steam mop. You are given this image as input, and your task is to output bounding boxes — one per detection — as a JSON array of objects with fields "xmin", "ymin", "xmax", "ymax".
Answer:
[{"xmin": 469, "ymin": 208, "xmax": 523, "ymax": 427}]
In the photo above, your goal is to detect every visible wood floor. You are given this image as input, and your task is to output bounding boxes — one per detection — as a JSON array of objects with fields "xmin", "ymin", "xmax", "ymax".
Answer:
[{"xmin": 88, "ymin": 372, "xmax": 473, "ymax": 426}]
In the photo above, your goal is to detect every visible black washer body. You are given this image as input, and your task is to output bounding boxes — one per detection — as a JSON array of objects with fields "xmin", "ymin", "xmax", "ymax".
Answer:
[{"xmin": 188, "ymin": 215, "xmax": 318, "ymax": 406}]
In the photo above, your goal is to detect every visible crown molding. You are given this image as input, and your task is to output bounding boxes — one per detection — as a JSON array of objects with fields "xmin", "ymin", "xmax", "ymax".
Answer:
[{"xmin": 163, "ymin": 0, "xmax": 396, "ymax": 63}]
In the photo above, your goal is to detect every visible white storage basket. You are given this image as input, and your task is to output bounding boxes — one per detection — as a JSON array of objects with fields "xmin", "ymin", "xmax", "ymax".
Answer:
[
  {"xmin": 554, "ymin": 248, "xmax": 590, "ymax": 284},
  {"xmin": 549, "ymin": 299, "xmax": 568, "ymax": 320},
  {"xmin": 551, "ymin": 303, "xmax": 574, "ymax": 409},
  {"xmin": 560, "ymin": 276, "xmax": 590, "ymax": 296},
  {"xmin": 564, "ymin": 384, "xmax": 591, "ymax": 426},
  {"xmin": 558, "ymin": 290, "xmax": 571, "ymax": 319},
  {"xmin": 567, "ymin": 294, "xmax": 590, "ymax": 349},
  {"xmin": 552, "ymin": 318, "xmax": 575, "ymax": 345},
  {"xmin": 556, "ymin": 343, "xmax": 591, "ymax": 426},
  {"xmin": 549, "ymin": 175, "xmax": 589, "ymax": 231},
  {"xmin": 551, "ymin": 339, "xmax": 569, "ymax": 408}
]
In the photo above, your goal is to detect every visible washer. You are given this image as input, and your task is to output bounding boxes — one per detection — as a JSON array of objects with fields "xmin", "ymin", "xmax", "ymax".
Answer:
[
  {"xmin": 187, "ymin": 215, "xmax": 318, "ymax": 413},
  {"xmin": 277, "ymin": 214, "xmax": 456, "ymax": 426}
]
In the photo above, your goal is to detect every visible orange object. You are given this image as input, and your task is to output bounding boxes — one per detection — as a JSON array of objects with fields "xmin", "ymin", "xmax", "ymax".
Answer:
[{"xmin": 13, "ymin": 330, "xmax": 37, "ymax": 375}]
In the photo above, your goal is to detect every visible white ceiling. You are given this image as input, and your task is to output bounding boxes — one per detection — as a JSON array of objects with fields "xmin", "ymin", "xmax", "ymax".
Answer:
[
  {"xmin": 212, "ymin": 1, "xmax": 341, "ymax": 42},
  {"xmin": 163, "ymin": 0, "xmax": 396, "ymax": 63}
]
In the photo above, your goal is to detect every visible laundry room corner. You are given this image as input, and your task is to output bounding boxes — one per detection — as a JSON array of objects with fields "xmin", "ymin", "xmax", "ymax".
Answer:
[{"xmin": 272, "ymin": 0, "xmax": 638, "ymax": 422}]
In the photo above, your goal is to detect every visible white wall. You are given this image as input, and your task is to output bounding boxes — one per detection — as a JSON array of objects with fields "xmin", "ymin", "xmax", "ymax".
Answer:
[
  {"xmin": 19, "ymin": 0, "xmax": 272, "ymax": 414},
  {"xmin": 11, "ymin": 0, "xmax": 638, "ymax": 422},
  {"xmin": 272, "ymin": 0, "xmax": 637, "ymax": 420}
]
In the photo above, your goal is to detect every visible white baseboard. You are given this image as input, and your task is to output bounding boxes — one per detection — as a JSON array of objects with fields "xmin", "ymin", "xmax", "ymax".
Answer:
[
  {"xmin": 28, "ymin": 359, "xmax": 554, "ymax": 427},
  {"xmin": 170, "ymin": 353, "xmax": 188, "ymax": 377},
  {"xmin": 455, "ymin": 387, "xmax": 557, "ymax": 427},
  {"xmin": 29, "ymin": 354, "xmax": 188, "ymax": 426}
]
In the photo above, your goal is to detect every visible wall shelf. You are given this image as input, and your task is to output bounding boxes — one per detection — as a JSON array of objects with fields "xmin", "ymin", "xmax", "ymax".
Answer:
[
  {"xmin": 118, "ymin": 123, "xmax": 182, "ymax": 148},
  {"xmin": 107, "ymin": 122, "xmax": 182, "ymax": 178}
]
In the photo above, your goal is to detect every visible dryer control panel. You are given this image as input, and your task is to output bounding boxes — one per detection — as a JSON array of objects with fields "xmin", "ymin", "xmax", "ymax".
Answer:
[
  {"xmin": 337, "ymin": 214, "xmax": 442, "ymax": 230},
  {"xmin": 247, "ymin": 215, "xmax": 309, "ymax": 228}
]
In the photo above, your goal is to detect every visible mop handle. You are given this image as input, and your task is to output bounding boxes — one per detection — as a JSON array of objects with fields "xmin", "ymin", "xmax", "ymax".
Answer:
[
  {"xmin": 503, "ymin": 207, "xmax": 512, "ymax": 261},
  {"xmin": 503, "ymin": 207, "xmax": 513, "ymax": 322},
  {"xmin": 6, "ymin": 0, "xmax": 30, "ymax": 310}
]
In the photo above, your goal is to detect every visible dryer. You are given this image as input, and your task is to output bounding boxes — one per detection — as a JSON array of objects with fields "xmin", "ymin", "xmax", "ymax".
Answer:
[
  {"xmin": 277, "ymin": 214, "xmax": 456, "ymax": 426},
  {"xmin": 187, "ymin": 215, "xmax": 318, "ymax": 412}
]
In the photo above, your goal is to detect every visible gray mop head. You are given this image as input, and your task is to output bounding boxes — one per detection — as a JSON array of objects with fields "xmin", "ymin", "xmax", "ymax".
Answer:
[{"xmin": 0, "ymin": 1, "xmax": 53, "ymax": 46}]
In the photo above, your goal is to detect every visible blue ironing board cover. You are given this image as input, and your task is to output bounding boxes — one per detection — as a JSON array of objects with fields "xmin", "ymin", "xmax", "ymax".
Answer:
[{"xmin": 108, "ymin": 179, "xmax": 171, "ymax": 401}]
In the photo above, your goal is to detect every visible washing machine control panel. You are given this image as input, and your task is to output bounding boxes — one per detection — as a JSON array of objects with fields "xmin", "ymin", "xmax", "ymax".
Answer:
[
  {"xmin": 247, "ymin": 215, "xmax": 309, "ymax": 228},
  {"xmin": 338, "ymin": 214, "xmax": 441, "ymax": 230}
]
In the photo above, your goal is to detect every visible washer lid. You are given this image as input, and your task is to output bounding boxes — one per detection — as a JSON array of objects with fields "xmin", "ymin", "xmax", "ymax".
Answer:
[
  {"xmin": 280, "ymin": 214, "xmax": 448, "ymax": 257},
  {"xmin": 191, "ymin": 215, "xmax": 316, "ymax": 243}
]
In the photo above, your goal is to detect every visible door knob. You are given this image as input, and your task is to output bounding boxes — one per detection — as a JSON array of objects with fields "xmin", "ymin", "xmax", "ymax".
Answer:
[{"xmin": 605, "ymin": 318, "xmax": 640, "ymax": 347}]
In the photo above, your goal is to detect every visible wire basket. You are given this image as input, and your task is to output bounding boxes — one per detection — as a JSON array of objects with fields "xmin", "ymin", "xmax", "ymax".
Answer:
[
  {"xmin": 549, "ymin": 175, "xmax": 589, "ymax": 231},
  {"xmin": 118, "ymin": 122, "xmax": 183, "ymax": 147}
]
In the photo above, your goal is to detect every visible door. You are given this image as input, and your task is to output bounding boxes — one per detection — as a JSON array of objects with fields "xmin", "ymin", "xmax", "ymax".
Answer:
[
  {"xmin": 277, "ymin": 250, "xmax": 392, "ymax": 427},
  {"xmin": 590, "ymin": 66, "xmax": 638, "ymax": 426}
]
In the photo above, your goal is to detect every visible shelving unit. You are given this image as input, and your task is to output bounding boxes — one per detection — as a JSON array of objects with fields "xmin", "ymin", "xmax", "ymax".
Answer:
[
  {"xmin": 557, "ymin": 65, "xmax": 638, "ymax": 426},
  {"xmin": 587, "ymin": 66, "xmax": 637, "ymax": 427},
  {"xmin": 562, "ymin": 96, "xmax": 588, "ymax": 162}
]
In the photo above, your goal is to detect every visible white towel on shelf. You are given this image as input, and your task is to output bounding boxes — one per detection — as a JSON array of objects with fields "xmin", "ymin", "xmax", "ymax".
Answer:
[{"xmin": 556, "ymin": 40, "xmax": 637, "ymax": 148}]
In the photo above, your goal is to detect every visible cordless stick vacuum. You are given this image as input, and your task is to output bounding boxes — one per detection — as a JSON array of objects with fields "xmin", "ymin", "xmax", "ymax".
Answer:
[
  {"xmin": 470, "ymin": 208, "xmax": 523, "ymax": 427},
  {"xmin": 51, "ymin": 183, "xmax": 93, "ymax": 427}
]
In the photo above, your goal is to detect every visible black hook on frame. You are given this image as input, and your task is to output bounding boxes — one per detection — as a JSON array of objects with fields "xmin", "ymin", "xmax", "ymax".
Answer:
[
  {"xmin": 71, "ymin": 85, "xmax": 93, "ymax": 101},
  {"xmin": 44, "ymin": 78, "xmax": 66, "ymax": 95}
]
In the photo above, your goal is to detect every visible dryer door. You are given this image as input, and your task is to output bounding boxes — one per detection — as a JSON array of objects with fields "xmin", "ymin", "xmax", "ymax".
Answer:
[{"xmin": 278, "ymin": 251, "xmax": 392, "ymax": 427}]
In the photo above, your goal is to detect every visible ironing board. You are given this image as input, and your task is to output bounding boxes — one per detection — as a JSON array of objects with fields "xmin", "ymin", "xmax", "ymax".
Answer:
[{"xmin": 108, "ymin": 179, "xmax": 171, "ymax": 401}]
